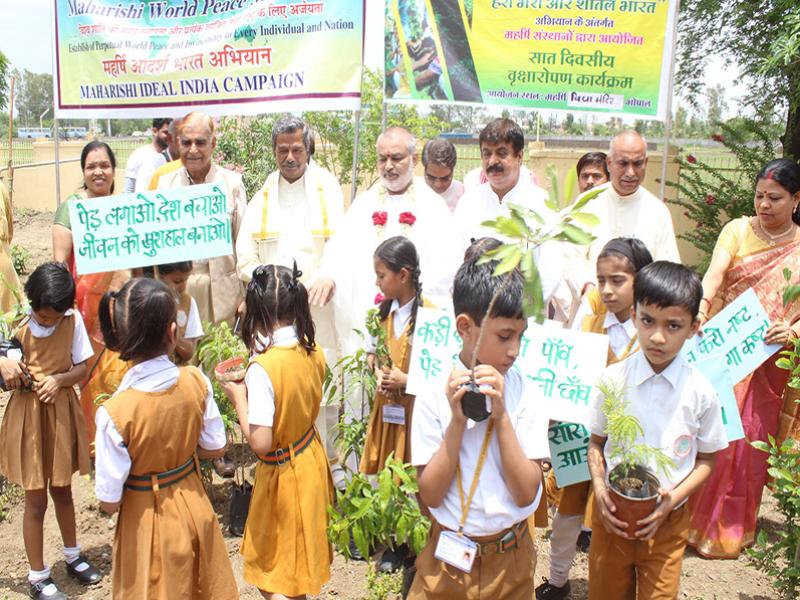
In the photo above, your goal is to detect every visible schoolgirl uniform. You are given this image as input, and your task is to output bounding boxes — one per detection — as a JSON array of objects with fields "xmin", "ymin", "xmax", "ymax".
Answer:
[
  {"xmin": 360, "ymin": 297, "xmax": 428, "ymax": 474},
  {"xmin": 408, "ymin": 359, "xmax": 550, "ymax": 599},
  {"xmin": 242, "ymin": 326, "xmax": 333, "ymax": 596},
  {"xmin": 0, "ymin": 310, "xmax": 92, "ymax": 489},
  {"xmin": 588, "ymin": 351, "xmax": 728, "ymax": 599},
  {"xmin": 537, "ymin": 288, "xmax": 640, "ymax": 592},
  {"xmin": 94, "ymin": 356, "xmax": 237, "ymax": 600}
]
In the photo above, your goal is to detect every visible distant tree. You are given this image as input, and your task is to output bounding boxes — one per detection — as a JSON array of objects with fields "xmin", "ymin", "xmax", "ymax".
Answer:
[
  {"xmin": 13, "ymin": 69, "xmax": 53, "ymax": 127},
  {"xmin": 0, "ymin": 51, "xmax": 9, "ymax": 112},
  {"xmin": 677, "ymin": 0, "xmax": 800, "ymax": 157},
  {"xmin": 706, "ymin": 84, "xmax": 728, "ymax": 126}
]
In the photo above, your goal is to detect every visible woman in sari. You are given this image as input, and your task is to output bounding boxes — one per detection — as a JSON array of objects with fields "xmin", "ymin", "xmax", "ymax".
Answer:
[
  {"xmin": 52, "ymin": 141, "xmax": 130, "ymax": 448},
  {"xmin": 688, "ymin": 158, "xmax": 800, "ymax": 558}
]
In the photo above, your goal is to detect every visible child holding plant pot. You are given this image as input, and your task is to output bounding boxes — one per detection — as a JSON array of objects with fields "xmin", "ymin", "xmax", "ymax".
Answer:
[
  {"xmin": 407, "ymin": 256, "xmax": 549, "ymax": 600},
  {"xmin": 586, "ymin": 262, "xmax": 728, "ymax": 599},
  {"xmin": 537, "ymin": 237, "xmax": 653, "ymax": 600}
]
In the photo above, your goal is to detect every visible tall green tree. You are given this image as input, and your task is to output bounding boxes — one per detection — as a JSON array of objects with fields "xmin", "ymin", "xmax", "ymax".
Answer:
[
  {"xmin": 0, "ymin": 51, "xmax": 9, "ymax": 112},
  {"xmin": 13, "ymin": 69, "xmax": 53, "ymax": 126},
  {"xmin": 677, "ymin": 0, "xmax": 800, "ymax": 157}
]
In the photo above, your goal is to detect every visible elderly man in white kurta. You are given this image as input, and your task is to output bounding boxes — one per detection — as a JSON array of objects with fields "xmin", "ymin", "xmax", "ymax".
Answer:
[
  {"xmin": 454, "ymin": 118, "xmax": 561, "ymax": 304},
  {"xmin": 586, "ymin": 130, "xmax": 680, "ymax": 263},
  {"xmin": 235, "ymin": 117, "xmax": 345, "ymax": 486},
  {"xmin": 312, "ymin": 126, "xmax": 459, "ymax": 358},
  {"xmin": 236, "ymin": 117, "xmax": 344, "ymax": 354},
  {"xmin": 154, "ymin": 111, "xmax": 246, "ymax": 326}
]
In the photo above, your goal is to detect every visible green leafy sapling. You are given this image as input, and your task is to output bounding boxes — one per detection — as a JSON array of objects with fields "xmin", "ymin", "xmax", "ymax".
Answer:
[{"xmin": 597, "ymin": 378, "xmax": 676, "ymax": 497}]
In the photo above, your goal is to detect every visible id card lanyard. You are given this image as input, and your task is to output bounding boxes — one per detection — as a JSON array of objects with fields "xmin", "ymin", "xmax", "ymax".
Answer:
[{"xmin": 455, "ymin": 420, "xmax": 495, "ymax": 535}]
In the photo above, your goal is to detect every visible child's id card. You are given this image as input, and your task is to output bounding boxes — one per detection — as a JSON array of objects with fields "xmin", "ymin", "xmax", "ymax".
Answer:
[
  {"xmin": 434, "ymin": 530, "xmax": 477, "ymax": 573},
  {"xmin": 382, "ymin": 404, "xmax": 405, "ymax": 425}
]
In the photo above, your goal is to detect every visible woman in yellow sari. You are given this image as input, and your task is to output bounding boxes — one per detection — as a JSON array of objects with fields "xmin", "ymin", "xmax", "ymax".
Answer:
[
  {"xmin": 688, "ymin": 158, "xmax": 800, "ymax": 558},
  {"xmin": 52, "ymin": 141, "xmax": 130, "ymax": 447}
]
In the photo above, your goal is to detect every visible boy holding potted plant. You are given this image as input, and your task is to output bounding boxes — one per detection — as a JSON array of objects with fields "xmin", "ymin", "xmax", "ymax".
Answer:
[
  {"xmin": 407, "ymin": 257, "xmax": 549, "ymax": 599},
  {"xmin": 587, "ymin": 261, "xmax": 728, "ymax": 599}
]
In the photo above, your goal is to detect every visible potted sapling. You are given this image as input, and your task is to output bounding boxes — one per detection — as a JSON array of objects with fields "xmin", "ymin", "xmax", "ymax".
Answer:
[{"xmin": 596, "ymin": 378, "xmax": 676, "ymax": 537}]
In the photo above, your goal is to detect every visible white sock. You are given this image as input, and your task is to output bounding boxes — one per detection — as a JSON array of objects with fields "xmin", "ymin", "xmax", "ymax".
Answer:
[
  {"xmin": 64, "ymin": 545, "xmax": 89, "ymax": 572},
  {"xmin": 28, "ymin": 566, "xmax": 51, "ymax": 584}
]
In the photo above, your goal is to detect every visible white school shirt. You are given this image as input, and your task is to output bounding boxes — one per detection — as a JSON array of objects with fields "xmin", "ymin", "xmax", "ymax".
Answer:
[
  {"xmin": 411, "ymin": 360, "xmax": 550, "ymax": 536},
  {"xmin": 28, "ymin": 309, "xmax": 94, "ymax": 365},
  {"xmin": 570, "ymin": 304, "xmax": 636, "ymax": 358},
  {"xmin": 454, "ymin": 176, "xmax": 561, "ymax": 305},
  {"xmin": 93, "ymin": 355, "xmax": 226, "ymax": 503},
  {"xmin": 365, "ymin": 298, "xmax": 414, "ymax": 353},
  {"xmin": 589, "ymin": 352, "xmax": 728, "ymax": 493},
  {"xmin": 246, "ymin": 325, "xmax": 299, "ymax": 428}
]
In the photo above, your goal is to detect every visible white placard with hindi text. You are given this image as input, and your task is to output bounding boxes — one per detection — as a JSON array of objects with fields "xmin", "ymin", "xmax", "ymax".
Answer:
[{"xmin": 681, "ymin": 288, "xmax": 781, "ymax": 384}]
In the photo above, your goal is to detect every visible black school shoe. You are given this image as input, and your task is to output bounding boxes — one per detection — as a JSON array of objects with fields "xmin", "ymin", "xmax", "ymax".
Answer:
[
  {"xmin": 66, "ymin": 554, "xmax": 103, "ymax": 585},
  {"xmin": 535, "ymin": 577, "xmax": 571, "ymax": 600},
  {"xmin": 576, "ymin": 530, "xmax": 592, "ymax": 553},
  {"xmin": 29, "ymin": 577, "xmax": 67, "ymax": 600}
]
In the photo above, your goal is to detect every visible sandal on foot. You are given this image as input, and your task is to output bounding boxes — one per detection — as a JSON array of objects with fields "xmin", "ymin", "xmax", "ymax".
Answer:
[
  {"xmin": 29, "ymin": 577, "xmax": 67, "ymax": 600},
  {"xmin": 66, "ymin": 554, "xmax": 102, "ymax": 585}
]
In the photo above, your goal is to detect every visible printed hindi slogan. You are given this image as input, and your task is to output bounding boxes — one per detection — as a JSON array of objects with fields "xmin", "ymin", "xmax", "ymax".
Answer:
[
  {"xmin": 68, "ymin": 184, "xmax": 234, "ymax": 275},
  {"xmin": 54, "ymin": 0, "xmax": 364, "ymax": 117},
  {"xmin": 385, "ymin": 0, "xmax": 676, "ymax": 118}
]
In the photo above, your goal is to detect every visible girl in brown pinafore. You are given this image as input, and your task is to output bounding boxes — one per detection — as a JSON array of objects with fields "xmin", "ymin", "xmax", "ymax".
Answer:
[
  {"xmin": 0, "ymin": 263, "xmax": 100, "ymax": 599},
  {"xmin": 93, "ymin": 277, "xmax": 237, "ymax": 599}
]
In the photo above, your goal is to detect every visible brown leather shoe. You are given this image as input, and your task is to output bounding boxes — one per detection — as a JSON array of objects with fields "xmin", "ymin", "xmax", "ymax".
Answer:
[{"xmin": 213, "ymin": 455, "xmax": 235, "ymax": 478}]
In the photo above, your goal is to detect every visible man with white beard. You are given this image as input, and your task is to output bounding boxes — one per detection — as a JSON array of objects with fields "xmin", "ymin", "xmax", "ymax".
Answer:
[{"xmin": 312, "ymin": 126, "xmax": 459, "ymax": 358}]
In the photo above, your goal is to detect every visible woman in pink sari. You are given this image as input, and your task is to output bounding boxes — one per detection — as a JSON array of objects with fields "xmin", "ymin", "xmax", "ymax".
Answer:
[{"xmin": 688, "ymin": 158, "xmax": 800, "ymax": 558}]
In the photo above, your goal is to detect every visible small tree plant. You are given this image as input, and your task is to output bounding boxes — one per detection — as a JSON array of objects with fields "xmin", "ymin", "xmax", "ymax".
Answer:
[{"xmin": 597, "ymin": 378, "xmax": 675, "ymax": 495}]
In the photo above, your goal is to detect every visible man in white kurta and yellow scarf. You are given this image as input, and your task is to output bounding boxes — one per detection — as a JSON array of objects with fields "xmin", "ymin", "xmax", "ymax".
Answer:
[{"xmin": 235, "ymin": 116, "xmax": 346, "ymax": 486}]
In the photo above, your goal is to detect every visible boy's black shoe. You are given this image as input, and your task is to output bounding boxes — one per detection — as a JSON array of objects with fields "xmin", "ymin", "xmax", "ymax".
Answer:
[
  {"xmin": 535, "ymin": 577, "xmax": 571, "ymax": 600},
  {"xmin": 29, "ymin": 577, "xmax": 67, "ymax": 600},
  {"xmin": 377, "ymin": 544, "xmax": 409, "ymax": 573},
  {"xmin": 576, "ymin": 530, "xmax": 592, "ymax": 553}
]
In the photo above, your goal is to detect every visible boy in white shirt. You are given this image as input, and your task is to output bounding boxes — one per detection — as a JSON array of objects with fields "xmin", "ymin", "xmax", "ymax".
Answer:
[
  {"xmin": 587, "ymin": 261, "xmax": 728, "ymax": 599},
  {"xmin": 408, "ymin": 257, "xmax": 549, "ymax": 599}
]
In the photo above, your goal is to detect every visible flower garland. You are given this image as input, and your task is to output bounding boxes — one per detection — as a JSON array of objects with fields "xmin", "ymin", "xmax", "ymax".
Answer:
[{"xmin": 372, "ymin": 179, "xmax": 419, "ymax": 237}]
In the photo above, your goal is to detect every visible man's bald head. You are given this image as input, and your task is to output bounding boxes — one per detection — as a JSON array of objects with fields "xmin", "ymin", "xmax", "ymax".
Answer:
[
  {"xmin": 376, "ymin": 126, "xmax": 417, "ymax": 194},
  {"xmin": 377, "ymin": 126, "xmax": 416, "ymax": 155},
  {"xmin": 607, "ymin": 130, "xmax": 648, "ymax": 196}
]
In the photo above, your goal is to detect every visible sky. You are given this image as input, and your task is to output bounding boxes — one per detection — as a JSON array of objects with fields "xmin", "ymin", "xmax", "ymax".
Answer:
[{"xmin": 1, "ymin": 0, "xmax": 743, "ymax": 121}]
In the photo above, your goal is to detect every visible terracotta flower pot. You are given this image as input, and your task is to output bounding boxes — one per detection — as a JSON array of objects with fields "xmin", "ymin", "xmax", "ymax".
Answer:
[
  {"xmin": 214, "ymin": 357, "xmax": 246, "ymax": 382},
  {"xmin": 607, "ymin": 464, "xmax": 661, "ymax": 538}
]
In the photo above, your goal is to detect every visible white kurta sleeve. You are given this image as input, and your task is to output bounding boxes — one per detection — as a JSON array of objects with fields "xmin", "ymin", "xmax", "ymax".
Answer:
[
  {"xmin": 656, "ymin": 204, "xmax": 681, "ymax": 263},
  {"xmin": 94, "ymin": 406, "xmax": 132, "ymax": 503},
  {"xmin": 231, "ymin": 181, "xmax": 248, "ymax": 246},
  {"xmin": 70, "ymin": 311, "xmax": 94, "ymax": 365},
  {"xmin": 183, "ymin": 298, "xmax": 204, "ymax": 340},
  {"xmin": 198, "ymin": 373, "xmax": 227, "ymax": 450},
  {"xmin": 245, "ymin": 362, "xmax": 276, "ymax": 427},
  {"xmin": 235, "ymin": 188, "xmax": 265, "ymax": 282}
]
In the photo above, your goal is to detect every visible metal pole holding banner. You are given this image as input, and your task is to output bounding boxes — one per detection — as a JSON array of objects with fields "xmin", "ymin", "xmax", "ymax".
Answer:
[
  {"xmin": 54, "ymin": 116, "xmax": 62, "ymax": 207},
  {"xmin": 350, "ymin": 109, "xmax": 362, "ymax": 203},
  {"xmin": 659, "ymin": 0, "xmax": 681, "ymax": 201}
]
